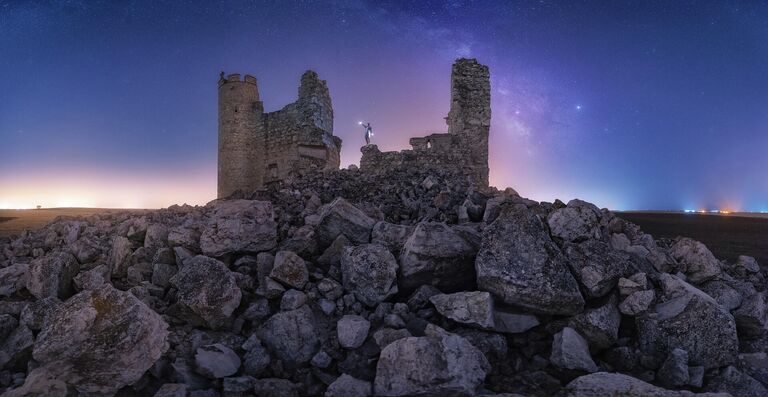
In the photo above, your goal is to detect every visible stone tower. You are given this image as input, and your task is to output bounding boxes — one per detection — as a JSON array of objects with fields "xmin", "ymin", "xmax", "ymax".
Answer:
[{"xmin": 218, "ymin": 71, "xmax": 342, "ymax": 198}]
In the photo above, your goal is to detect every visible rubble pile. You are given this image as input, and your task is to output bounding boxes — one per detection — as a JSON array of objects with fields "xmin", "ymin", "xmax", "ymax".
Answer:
[{"xmin": 0, "ymin": 169, "xmax": 766, "ymax": 397}]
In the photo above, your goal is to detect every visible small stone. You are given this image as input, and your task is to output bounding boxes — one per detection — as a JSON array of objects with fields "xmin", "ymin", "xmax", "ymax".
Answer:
[
  {"xmin": 311, "ymin": 350, "xmax": 332, "ymax": 368},
  {"xmin": 194, "ymin": 343, "xmax": 241, "ymax": 379},
  {"xmin": 550, "ymin": 327, "xmax": 598, "ymax": 373},
  {"xmin": 430, "ymin": 291, "xmax": 494, "ymax": 328},
  {"xmin": 270, "ymin": 251, "xmax": 309, "ymax": 289},
  {"xmin": 325, "ymin": 374, "xmax": 372, "ymax": 397},
  {"xmin": 657, "ymin": 348, "xmax": 689, "ymax": 387},
  {"xmin": 491, "ymin": 309, "xmax": 540, "ymax": 334},
  {"xmin": 337, "ymin": 315, "xmax": 371, "ymax": 349},
  {"xmin": 619, "ymin": 290, "xmax": 655, "ymax": 315},
  {"xmin": 280, "ymin": 289, "xmax": 307, "ymax": 311}
]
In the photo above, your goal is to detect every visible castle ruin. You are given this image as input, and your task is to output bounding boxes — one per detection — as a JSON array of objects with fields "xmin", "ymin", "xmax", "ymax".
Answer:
[
  {"xmin": 217, "ymin": 70, "xmax": 342, "ymax": 198},
  {"xmin": 217, "ymin": 58, "xmax": 490, "ymax": 197},
  {"xmin": 359, "ymin": 58, "xmax": 490, "ymax": 187}
]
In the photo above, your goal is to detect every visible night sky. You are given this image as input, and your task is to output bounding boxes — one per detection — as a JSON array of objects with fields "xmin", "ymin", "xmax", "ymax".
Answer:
[{"xmin": 2, "ymin": 1, "xmax": 767, "ymax": 210}]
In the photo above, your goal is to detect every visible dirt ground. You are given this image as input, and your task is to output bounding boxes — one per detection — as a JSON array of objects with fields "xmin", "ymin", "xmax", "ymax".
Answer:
[
  {"xmin": 0, "ymin": 208, "xmax": 146, "ymax": 238},
  {"xmin": 618, "ymin": 212, "xmax": 768, "ymax": 266}
]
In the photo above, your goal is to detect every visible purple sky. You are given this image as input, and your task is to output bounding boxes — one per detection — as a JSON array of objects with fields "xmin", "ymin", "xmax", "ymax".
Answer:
[{"xmin": 1, "ymin": 1, "xmax": 767, "ymax": 210}]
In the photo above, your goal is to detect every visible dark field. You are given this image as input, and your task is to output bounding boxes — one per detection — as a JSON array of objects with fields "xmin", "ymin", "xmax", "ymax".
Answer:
[{"xmin": 618, "ymin": 212, "xmax": 768, "ymax": 265}]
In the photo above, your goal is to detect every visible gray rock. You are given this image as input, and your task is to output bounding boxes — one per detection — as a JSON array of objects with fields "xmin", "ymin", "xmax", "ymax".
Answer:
[
  {"xmin": 341, "ymin": 244, "xmax": 398, "ymax": 307},
  {"xmin": 169, "ymin": 255, "xmax": 242, "ymax": 329},
  {"xmin": 733, "ymin": 292, "xmax": 767, "ymax": 338},
  {"xmin": 316, "ymin": 197, "xmax": 376, "ymax": 246},
  {"xmin": 0, "ymin": 313, "xmax": 18, "ymax": 341},
  {"xmin": 400, "ymin": 222, "xmax": 479, "ymax": 292},
  {"xmin": 317, "ymin": 234, "xmax": 351, "ymax": 268},
  {"xmin": 738, "ymin": 352, "xmax": 768, "ymax": 386},
  {"xmin": 223, "ymin": 376, "xmax": 255, "ymax": 394},
  {"xmin": 563, "ymin": 372, "xmax": 722, "ymax": 397},
  {"xmin": 619, "ymin": 290, "xmax": 655, "ymax": 315},
  {"xmin": 26, "ymin": 251, "xmax": 79, "ymax": 300},
  {"xmin": 270, "ymin": 250, "xmax": 309, "ymax": 289},
  {"xmin": 0, "ymin": 263, "xmax": 28, "ymax": 296},
  {"xmin": 338, "ymin": 315, "xmax": 371, "ymax": 349},
  {"xmin": 0, "ymin": 325, "xmax": 34, "ymax": 369},
  {"xmin": 550, "ymin": 327, "xmax": 598, "ymax": 373},
  {"xmin": 325, "ymin": 374, "xmax": 372, "ymax": 397},
  {"xmin": 29, "ymin": 284, "xmax": 168, "ymax": 395},
  {"xmin": 669, "ymin": 238, "xmax": 721, "ymax": 284},
  {"xmin": 153, "ymin": 383, "xmax": 189, "ymax": 397},
  {"xmin": 373, "ymin": 327, "xmax": 412, "ymax": 349},
  {"xmin": 637, "ymin": 274, "xmax": 738, "ymax": 369},
  {"xmin": 491, "ymin": 309, "xmax": 539, "ymax": 334},
  {"xmin": 618, "ymin": 274, "xmax": 645, "ymax": 297},
  {"xmin": 430, "ymin": 291, "xmax": 494, "ymax": 328},
  {"xmin": 688, "ymin": 365, "xmax": 705, "ymax": 388},
  {"xmin": 72, "ymin": 264, "xmax": 108, "ymax": 290},
  {"xmin": 736, "ymin": 255, "xmax": 760, "ymax": 274},
  {"xmin": 109, "ymin": 236, "xmax": 134, "ymax": 278},
  {"xmin": 167, "ymin": 226, "xmax": 200, "ymax": 251},
  {"xmin": 407, "ymin": 284, "xmax": 442, "ymax": 311},
  {"xmin": 311, "ymin": 350, "xmax": 332, "ymax": 368},
  {"xmin": 242, "ymin": 341, "xmax": 271, "ymax": 376},
  {"xmin": 258, "ymin": 305, "xmax": 318, "ymax": 367},
  {"xmin": 152, "ymin": 262, "xmax": 177, "ymax": 288},
  {"xmin": 252, "ymin": 378, "xmax": 299, "ymax": 397},
  {"xmin": 569, "ymin": 295, "xmax": 621, "ymax": 350},
  {"xmin": 1, "ymin": 368, "xmax": 68, "ymax": 397},
  {"xmin": 144, "ymin": 223, "xmax": 169, "ymax": 250},
  {"xmin": 374, "ymin": 334, "xmax": 490, "ymax": 397},
  {"xmin": 657, "ymin": 348, "xmax": 689, "ymax": 387},
  {"xmin": 563, "ymin": 240, "xmax": 638, "ymax": 298},
  {"xmin": 19, "ymin": 296, "xmax": 60, "ymax": 331},
  {"xmin": 700, "ymin": 280, "xmax": 743, "ymax": 311},
  {"xmin": 705, "ymin": 365, "xmax": 768, "ymax": 397},
  {"xmin": 547, "ymin": 199, "xmax": 602, "ymax": 242},
  {"xmin": 280, "ymin": 289, "xmax": 307, "ymax": 311},
  {"xmin": 194, "ymin": 343, "xmax": 241, "ymax": 378},
  {"xmin": 200, "ymin": 200, "xmax": 277, "ymax": 257},
  {"xmin": 475, "ymin": 205, "xmax": 584, "ymax": 315},
  {"xmin": 371, "ymin": 221, "xmax": 414, "ymax": 255},
  {"xmin": 317, "ymin": 277, "xmax": 344, "ymax": 300}
]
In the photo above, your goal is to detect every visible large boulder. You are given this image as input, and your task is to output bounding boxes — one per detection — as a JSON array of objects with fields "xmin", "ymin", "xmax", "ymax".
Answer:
[
  {"xmin": 733, "ymin": 292, "xmax": 767, "ymax": 338},
  {"xmin": 371, "ymin": 221, "xmax": 414, "ymax": 255},
  {"xmin": 337, "ymin": 315, "xmax": 371, "ymax": 349},
  {"xmin": 28, "ymin": 284, "xmax": 168, "ymax": 395},
  {"xmin": 637, "ymin": 274, "xmax": 738, "ymax": 369},
  {"xmin": 341, "ymin": 244, "xmax": 398, "ymax": 307},
  {"xmin": 400, "ymin": 222, "xmax": 479, "ymax": 293},
  {"xmin": 0, "ymin": 263, "xmax": 28, "ymax": 296},
  {"xmin": 563, "ymin": 240, "xmax": 638, "ymax": 298},
  {"xmin": 569, "ymin": 295, "xmax": 621, "ymax": 351},
  {"xmin": 550, "ymin": 327, "xmax": 598, "ymax": 373},
  {"xmin": 563, "ymin": 372, "xmax": 726, "ymax": 397},
  {"xmin": 109, "ymin": 236, "xmax": 134, "ymax": 278},
  {"xmin": 430, "ymin": 291, "xmax": 495, "ymax": 328},
  {"xmin": 270, "ymin": 251, "xmax": 309, "ymax": 289},
  {"xmin": 374, "ymin": 333, "xmax": 490, "ymax": 396},
  {"xmin": 199, "ymin": 200, "xmax": 277, "ymax": 257},
  {"xmin": 475, "ymin": 205, "xmax": 584, "ymax": 315},
  {"xmin": 168, "ymin": 255, "xmax": 242, "ymax": 329},
  {"xmin": 315, "ymin": 197, "xmax": 376, "ymax": 246},
  {"xmin": 547, "ymin": 199, "xmax": 602, "ymax": 242},
  {"xmin": 26, "ymin": 251, "xmax": 79, "ymax": 300},
  {"xmin": 258, "ymin": 305, "xmax": 318, "ymax": 367},
  {"xmin": 669, "ymin": 238, "xmax": 721, "ymax": 284}
]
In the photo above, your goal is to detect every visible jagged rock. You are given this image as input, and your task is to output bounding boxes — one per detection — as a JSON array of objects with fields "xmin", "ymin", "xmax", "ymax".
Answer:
[
  {"xmin": 152, "ymin": 262, "xmax": 177, "ymax": 288},
  {"xmin": 475, "ymin": 205, "xmax": 584, "ymax": 315},
  {"xmin": 733, "ymin": 292, "xmax": 767, "ymax": 337},
  {"xmin": 69, "ymin": 234, "xmax": 103, "ymax": 264},
  {"xmin": 0, "ymin": 313, "xmax": 18, "ymax": 341},
  {"xmin": 325, "ymin": 374, "xmax": 372, "ymax": 397},
  {"xmin": 110, "ymin": 236, "xmax": 134, "ymax": 277},
  {"xmin": 705, "ymin": 365, "xmax": 768, "ymax": 397},
  {"xmin": 400, "ymin": 222, "xmax": 479, "ymax": 292},
  {"xmin": 738, "ymin": 352, "xmax": 768, "ymax": 386},
  {"xmin": 167, "ymin": 226, "xmax": 200, "ymax": 251},
  {"xmin": 317, "ymin": 235, "xmax": 351, "ymax": 268},
  {"xmin": 547, "ymin": 199, "xmax": 602, "ymax": 242},
  {"xmin": 341, "ymin": 243, "xmax": 398, "ymax": 307},
  {"xmin": 430, "ymin": 291, "xmax": 494, "ymax": 328},
  {"xmin": 455, "ymin": 329, "xmax": 508, "ymax": 361},
  {"xmin": 26, "ymin": 251, "xmax": 79, "ymax": 299},
  {"xmin": 223, "ymin": 376, "xmax": 256, "ymax": 395},
  {"xmin": 270, "ymin": 251, "xmax": 309, "ymax": 289},
  {"xmin": 19, "ymin": 296, "xmax": 59, "ymax": 331},
  {"xmin": 258, "ymin": 305, "xmax": 318, "ymax": 367},
  {"xmin": 72, "ymin": 264, "xmax": 108, "ymax": 290},
  {"xmin": 371, "ymin": 221, "xmax": 413, "ymax": 255},
  {"xmin": 550, "ymin": 327, "xmax": 598, "ymax": 373},
  {"xmin": 563, "ymin": 240, "xmax": 637, "ymax": 298},
  {"xmin": 252, "ymin": 378, "xmax": 300, "ymax": 397},
  {"xmin": 374, "ymin": 334, "xmax": 490, "ymax": 396},
  {"xmin": 637, "ymin": 274, "xmax": 738, "ymax": 369},
  {"xmin": 373, "ymin": 328, "xmax": 412, "ymax": 349},
  {"xmin": 194, "ymin": 343, "xmax": 241, "ymax": 378},
  {"xmin": 657, "ymin": 348, "xmax": 689, "ymax": 387},
  {"xmin": 563, "ymin": 372, "xmax": 722, "ymax": 397},
  {"xmin": 242, "ymin": 336, "xmax": 271, "ymax": 376},
  {"xmin": 2, "ymin": 368, "xmax": 67, "ymax": 397},
  {"xmin": 618, "ymin": 273, "xmax": 647, "ymax": 296},
  {"xmin": 700, "ymin": 280, "xmax": 743, "ymax": 311},
  {"xmin": 491, "ymin": 309, "xmax": 539, "ymax": 334},
  {"xmin": 735, "ymin": 255, "xmax": 760, "ymax": 274},
  {"xmin": 619, "ymin": 290, "xmax": 655, "ymax": 315},
  {"xmin": 0, "ymin": 263, "xmax": 28, "ymax": 296},
  {"xmin": 311, "ymin": 350, "xmax": 332, "ymax": 368},
  {"xmin": 315, "ymin": 197, "xmax": 376, "ymax": 245},
  {"xmin": 28, "ymin": 284, "xmax": 168, "ymax": 395},
  {"xmin": 0, "ymin": 325, "xmax": 34, "ymax": 369},
  {"xmin": 169, "ymin": 255, "xmax": 242, "ymax": 329},
  {"xmin": 144, "ymin": 223, "xmax": 169, "ymax": 250},
  {"xmin": 154, "ymin": 383, "xmax": 189, "ymax": 397},
  {"xmin": 199, "ymin": 200, "xmax": 277, "ymax": 257},
  {"xmin": 280, "ymin": 289, "xmax": 307, "ymax": 311},
  {"xmin": 337, "ymin": 315, "xmax": 371, "ymax": 349},
  {"xmin": 669, "ymin": 238, "xmax": 721, "ymax": 284},
  {"xmin": 569, "ymin": 295, "xmax": 621, "ymax": 350}
]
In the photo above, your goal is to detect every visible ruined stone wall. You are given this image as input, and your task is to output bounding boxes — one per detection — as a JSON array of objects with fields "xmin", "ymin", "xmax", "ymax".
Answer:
[
  {"xmin": 359, "ymin": 58, "xmax": 491, "ymax": 187},
  {"xmin": 218, "ymin": 71, "xmax": 341, "ymax": 198}
]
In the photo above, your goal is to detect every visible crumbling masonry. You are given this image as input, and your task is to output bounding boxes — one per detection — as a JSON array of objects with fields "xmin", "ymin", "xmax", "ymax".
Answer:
[
  {"xmin": 218, "ymin": 58, "xmax": 490, "ymax": 197},
  {"xmin": 217, "ymin": 71, "xmax": 342, "ymax": 198},
  {"xmin": 359, "ymin": 58, "xmax": 491, "ymax": 187}
]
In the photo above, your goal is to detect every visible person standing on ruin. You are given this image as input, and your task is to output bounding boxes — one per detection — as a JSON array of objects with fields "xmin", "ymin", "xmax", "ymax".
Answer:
[{"xmin": 360, "ymin": 122, "xmax": 373, "ymax": 145}]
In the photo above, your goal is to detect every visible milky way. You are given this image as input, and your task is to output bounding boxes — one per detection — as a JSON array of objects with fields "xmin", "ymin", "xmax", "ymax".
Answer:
[{"xmin": 1, "ymin": 1, "xmax": 767, "ymax": 210}]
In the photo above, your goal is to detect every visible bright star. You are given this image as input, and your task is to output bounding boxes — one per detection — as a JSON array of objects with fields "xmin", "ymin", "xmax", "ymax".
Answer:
[{"xmin": 576, "ymin": 105, "xmax": 582, "ymax": 110}]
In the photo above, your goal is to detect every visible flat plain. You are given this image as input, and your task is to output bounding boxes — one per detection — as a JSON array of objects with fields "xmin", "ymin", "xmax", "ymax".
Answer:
[{"xmin": 0, "ymin": 208, "xmax": 147, "ymax": 238}]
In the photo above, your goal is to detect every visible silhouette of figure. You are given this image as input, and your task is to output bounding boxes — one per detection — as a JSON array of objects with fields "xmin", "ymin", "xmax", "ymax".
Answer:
[
  {"xmin": 361, "ymin": 122, "xmax": 373, "ymax": 145},
  {"xmin": 220, "ymin": 71, "xmax": 225, "ymax": 80}
]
